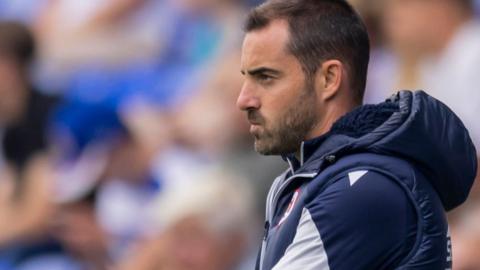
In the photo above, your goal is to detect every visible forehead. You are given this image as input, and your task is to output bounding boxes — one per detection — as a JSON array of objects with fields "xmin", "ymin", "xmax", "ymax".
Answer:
[{"xmin": 241, "ymin": 20, "xmax": 293, "ymax": 69}]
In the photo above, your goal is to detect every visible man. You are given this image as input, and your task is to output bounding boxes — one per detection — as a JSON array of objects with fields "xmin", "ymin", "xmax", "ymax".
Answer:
[{"xmin": 236, "ymin": 0, "xmax": 477, "ymax": 269}]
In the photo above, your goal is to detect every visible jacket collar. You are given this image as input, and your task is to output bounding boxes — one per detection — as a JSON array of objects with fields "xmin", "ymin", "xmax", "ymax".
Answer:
[
  {"xmin": 282, "ymin": 132, "xmax": 338, "ymax": 173},
  {"xmin": 281, "ymin": 96, "xmax": 400, "ymax": 174}
]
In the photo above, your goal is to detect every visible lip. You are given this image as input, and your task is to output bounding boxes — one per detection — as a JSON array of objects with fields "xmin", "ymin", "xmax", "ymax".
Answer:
[
  {"xmin": 250, "ymin": 124, "xmax": 261, "ymax": 134},
  {"xmin": 248, "ymin": 120, "xmax": 262, "ymax": 125}
]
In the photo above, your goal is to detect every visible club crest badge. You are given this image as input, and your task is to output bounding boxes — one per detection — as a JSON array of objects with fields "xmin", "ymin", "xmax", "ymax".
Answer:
[{"xmin": 277, "ymin": 188, "xmax": 301, "ymax": 226}]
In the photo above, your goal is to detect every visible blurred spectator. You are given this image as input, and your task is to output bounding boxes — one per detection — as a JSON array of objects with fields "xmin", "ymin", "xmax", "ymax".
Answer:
[
  {"xmin": 0, "ymin": 22, "xmax": 58, "ymax": 167},
  {"xmin": 49, "ymin": 100, "xmax": 164, "ymax": 263},
  {"xmin": 117, "ymin": 167, "xmax": 257, "ymax": 270},
  {"xmin": 0, "ymin": 21, "xmax": 58, "ymax": 251},
  {"xmin": 35, "ymin": 0, "xmax": 161, "ymax": 66},
  {"xmin": 50, "ymin": 190, "xmax": 110, "ymax": 270},
  {"xmin": 33, "ymin": 0, "xmax": 246, "ymax": 104},
  {"xmin": 33, "ymin": 0, "xmax": 167, "ymax": 93},
  {"xmin": 10, "ymin": 189, "xmax": 107, "ymax": 270},
  {"xmin": 367, "ymin": 0, "xmax": 480, "ymax": 148},
  {"xmin": 365, "ymin": 0, "xmax": 480, "ymax": 198}
]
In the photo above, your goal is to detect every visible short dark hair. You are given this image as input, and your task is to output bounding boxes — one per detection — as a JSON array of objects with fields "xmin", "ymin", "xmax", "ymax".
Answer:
[
  {"xmin": 0, "ymin": 21, "xmax": 36, "ymax": 65},
  {"xmin": 244, "ymin": 0, "xmax": 370, "ymax": 103}
]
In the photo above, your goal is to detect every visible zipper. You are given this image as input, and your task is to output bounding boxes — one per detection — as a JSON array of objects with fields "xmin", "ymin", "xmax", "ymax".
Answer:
[
  {"xmin": 300, "ymin": 142, "xmax": 305, "ymax": 166},
  {"xmin": 259, "ymin": 221, "xmax": 270, "ymax": 270}
]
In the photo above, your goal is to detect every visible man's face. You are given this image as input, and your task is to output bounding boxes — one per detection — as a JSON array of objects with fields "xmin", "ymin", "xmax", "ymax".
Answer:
[{"xmin": 237, "ymin": 20, "xmax": 317, "ymax": 155}]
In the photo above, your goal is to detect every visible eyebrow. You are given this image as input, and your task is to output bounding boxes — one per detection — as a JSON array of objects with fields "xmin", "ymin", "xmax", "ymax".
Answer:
[{"xmin": 241, "ymin": 67, "xmax": 281, "ymax": 76}]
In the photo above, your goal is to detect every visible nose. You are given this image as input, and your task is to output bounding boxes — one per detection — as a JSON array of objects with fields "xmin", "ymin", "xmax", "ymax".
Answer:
[{"xmin": 236, "ymin": 81, "xmax": 260, "ymax": 111}]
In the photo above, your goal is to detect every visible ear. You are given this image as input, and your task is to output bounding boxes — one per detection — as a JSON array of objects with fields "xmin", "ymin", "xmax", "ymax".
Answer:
[{"xmin": 315, "ymin": 60, "xmax": 344, "ymax": 101}]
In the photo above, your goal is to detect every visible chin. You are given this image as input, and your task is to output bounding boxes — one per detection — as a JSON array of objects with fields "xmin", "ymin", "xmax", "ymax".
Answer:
[
  {"xmin": 254, "ymin": 140, "xmax": 281, "ymax": 156},
  {"xmin": 255, "ymin": 137, "xmax": 301, "ymax": 156},
  {"xmin": 254, "ymin": 141, "xmax": 272, "ymax": 155}
]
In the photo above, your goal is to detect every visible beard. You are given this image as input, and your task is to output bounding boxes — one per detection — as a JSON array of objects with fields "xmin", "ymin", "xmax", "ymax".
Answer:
[{"xmin": 248, "ymin": 82, "xmax": 317, "ymax": 156}]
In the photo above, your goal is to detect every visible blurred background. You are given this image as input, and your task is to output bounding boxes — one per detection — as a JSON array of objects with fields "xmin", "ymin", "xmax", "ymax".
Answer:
[{"xmin": 0, "ymin": 0, "xmax": 479, "ymax": 269}]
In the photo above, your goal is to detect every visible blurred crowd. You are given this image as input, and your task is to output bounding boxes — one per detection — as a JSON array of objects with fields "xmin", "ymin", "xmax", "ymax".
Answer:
[{"xmin": 0, "ymin": 0, "xmax": 479, "ymax": 269}]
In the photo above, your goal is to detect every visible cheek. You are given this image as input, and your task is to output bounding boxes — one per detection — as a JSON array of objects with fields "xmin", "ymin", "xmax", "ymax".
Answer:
[
  {"xmin": 259, "ymin": 100, "xmax": 286, "ymax": 132},
  {"xmin": 260, "ymin": 82, "xmax": 305, "ymax": 125}
]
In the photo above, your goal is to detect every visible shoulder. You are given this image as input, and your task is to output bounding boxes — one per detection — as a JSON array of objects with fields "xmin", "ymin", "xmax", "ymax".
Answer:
[
  {"xmin": 306, "ymin": 169, "xmax": 415, "ymax": 226},
  {"xmin": 304, "ymin": 169, "xmax": 417, "ymax": 268},
  {"xmin": 315, "ymin": 167, "xmax": 408, "ymax": 201}
]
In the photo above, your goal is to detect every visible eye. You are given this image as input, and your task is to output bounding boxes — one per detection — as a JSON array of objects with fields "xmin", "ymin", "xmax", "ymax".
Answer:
[{"xmin": 256, "ymin": 74, "xmax": 273, "ymax": 84}]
